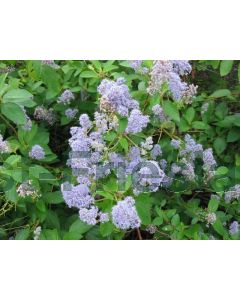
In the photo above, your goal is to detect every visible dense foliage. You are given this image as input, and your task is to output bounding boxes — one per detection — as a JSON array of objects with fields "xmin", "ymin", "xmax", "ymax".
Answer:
[{"xmin": 0, "ymin": 60, "xmax": 240, "ymax": 240}]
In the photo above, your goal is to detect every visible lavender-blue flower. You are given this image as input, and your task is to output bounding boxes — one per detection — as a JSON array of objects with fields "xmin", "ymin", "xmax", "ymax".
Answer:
[{"xmin": 29, "ymin": 145, "xmax": 45, "ymax": 160}]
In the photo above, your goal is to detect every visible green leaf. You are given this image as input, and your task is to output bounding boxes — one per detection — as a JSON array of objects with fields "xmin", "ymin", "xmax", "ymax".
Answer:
[
  {"xmin": 18, "ymin": 123, "xmax": 38, "ymax": 145},
  {"xmin": 184, "ymin": 107, "xmax": 195, "ymax": 124},
  {"xmin": 104, "ymin": 131, "xmax": 117, "ymax": 142},
  {"xmin": 213, "ymin": 137, "xmax": 227, "ymax": 155},
  {"xmin": 63, "ymin": 232, "xmax": 83, "ymax": 240},
  {"xmin": 36, "ymin": 199, "xmax": 46, "ymax": 212},
  {"xmin": 166, "ymin": 209, "xmax": 177, "ymax": 219},
  {"xmin": 45, "ymin": 210, "xmax": 60, "ymax": 230},
  {"xmin": 119, "ymin": 137, "xmax": 128, "ymax": 152},
  {"xmin": 135, "ymin": 194, "xmax": 152, "ymax": 225},
  {"xmin": 0, "ymin": 73, "xmax": 7, "ymax": 96},
  {"xmin": 29, "ymin": 165, "xmax": 55, "ymax": 183},
  {"xmin": 5, "ymin": 184, "xmax": 18, "ymax": 203},
  {"xmin": 210, "ymin": 89, "xmax": 231, "ymax": 98},
  {"xmin": 153, "ymin": 216, "xmax": 163, "ymax": 226},
  {"xmin": 95, "ymin": 190, "xmax": 114, "ymax": 200},
  {"xmin": 118, "ymin": 117, "xmax": 128, "ymax": 133},
  {"xmin": 162, "ymin": 225, "xmax": 173, "ymax": 232},
  {"xmin": 3, "ymin": 89, "xmax": 35, "ymax": 107},
  {"xmin": 4, "ymin": 155, "xmax": 21, "ymax": 167},
  {"xmin": 220, "ymin": 60, "xmax": 234, "ymax": 76},
  {"xmin": 138, "ymin": 81, "xmax": 146, "ymax": 91},
  {"xmin": 103, "ymin": 65, "xmax": 118, "ymax": 72},
  {"xmin": 1, "ymin": 102, "xmax": 27, "ymax": 125},
  {"xmin": 45, "ymin": 191, "xmax": 64, "ymax": 204},
  {"xmin": 216, "ymin": 166, "xmax": 229, "ymax": 175},
  {"xmin": 192, "ymin": 121, "xmax": 209, "ymax": 130},
  {"xmin": 103, "ymin": 178, "xmax": 118, "ymax": 192},
  {"xmin": 232, "ymin": 117, "xmax": 240, "ymax": 127},
  {"xmin": 227, "ymin": 128, "xmax": 240, "ymax": 142},
  {"xmin": 103, "ymin": 61, "xmax": 117, "ymax": 72},
  {"xmin": 162, "ymin": 100, "xmax": 180, "ymax": 122},
  {"xmin": 179, "ymin": 118, "xmax": 190, "ymax": 132},
  {"xmin": 212, "ymin": 219, "xmax": 227, "ymax": 237},
  {"xmin": 171, "ymin": 214, "xmax": 180, "ymax": 226},
  {"xmin": 215, "ymin": 116, "xmax": 235, "ymax": 128},
  {"xmin": 100, "ymin": 222, "xmax": 114, "ymax": 237},
  {"xmin": 90, "ymin": 60, "xmax": 102, "ymax": 71},
  {"xmin": 208, "ymin": 198, "xmax": 219, "ymax": 212},
  {"xmin": 41, "ymin": 65, "xmax": 61, "ymax": 98},
  {"xmin": 69, "ymin": 219, "xmax": 92, "ymax": 235},
  {"xmin": 42, "ymin": 229, "xmax": 59, "ymax": 240},
  {"xmin": 15, "ymin": 228, "xmax": 30, "ymax": 240},
  {"xmin": 80, "ymin": 70, "xmax": 99, "ymax": 78},
  {"xmin": 209, "ymin": 60, "xmax": 220, "ymax": 69}
]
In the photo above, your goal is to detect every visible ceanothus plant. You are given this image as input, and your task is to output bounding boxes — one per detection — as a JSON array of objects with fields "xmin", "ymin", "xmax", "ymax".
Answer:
[
  {"xmin": 1, "ymin": 59, "xmax": 240, "ymax": 240},
  {"xmin": 60, "ymin": 60, "xmax": 227, "ymax": 238}
]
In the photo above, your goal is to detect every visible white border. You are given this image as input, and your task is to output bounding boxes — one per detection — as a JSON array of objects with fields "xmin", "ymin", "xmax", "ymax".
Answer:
[
  {"xmin": 0, "ymin": 0, "xmax": 239, "ymax": 59},
  {"xmin": 1, "ymin": 1, "xmax": 240, "ymax": 298},
  {"xmin": 1, "ymin": 241, "xmax": 240, "ymax": 299}
]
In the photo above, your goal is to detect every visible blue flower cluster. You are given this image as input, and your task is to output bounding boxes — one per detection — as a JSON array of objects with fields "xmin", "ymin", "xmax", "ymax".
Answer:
[
  {"xmin": 58, "ymin": 89, "xmax": 75, "ymax": 105},
  {"xmin": 112, "ymin": 197, "xmax": 141, "ymax": 230},
  {"xmin": 29, "ymin": 145, "xmax": 45, "ymax": 160},
  {"xmin": 65, "ymin": 108, "xmax": 78, "ymax": 119},
  {"xmin": 34, "ymin": 106, "xmax": 56, "ymax": 125},
  {"xmin": 97, "ymin": 77, "xmax": 139, "ymax": 116},
  {"xmin": 229, "ymin": 221, "xmax": 239, "ymax": 235},
  {"xmin": 62, "ymin": 63, "xmax": 218, "ymax": 232},
  {"xmin": 147, "ymin": 60, "xmax": 197, "ymax": 102},
  {"xmin": 125, "ymin": 109, "xmax": 149, "ymax": 134},
  {"xmin": 224, "ymin": 185, "xmax": 240, "ymax": 203},
  {"xmin": 129, "ymin": 60, "xmax": 148, "ymax": 74}
]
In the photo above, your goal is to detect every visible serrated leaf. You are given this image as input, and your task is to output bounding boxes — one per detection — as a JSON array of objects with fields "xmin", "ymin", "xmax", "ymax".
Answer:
[
  {"xmin": 210, "ymin": 89, "xmax": 231, "ymax": 98},
  {"xmin": 208, "ymin": 198, "xmax": 219, "ymax": 212},
  {"xmin": 227, "ymin": 128, "xmax": 240, "ymax": 142},
  {"xmin": 63, "ymin": 232, "xmax": 83, "ymax": 240},
  {"xmin": 162, "ymin": 100, "xmax": 180, "ymax": 122},
  {"xmin": 45, "ymin": 191, "xmax": 64, "ymax": 204},
  {"xmin": 153, "ymin": 216, "xmax": 163, "ymax": 226},
  {"xmin": 3, "ymin": 89, "xmax": 35, "ymax": 107},
  {"xmin": 0, "ymin": 73, "xmax": 7, "ymax": 96},
  {"xmin": 119, "ymin": 137, "xmax": 128, "ymax": 152},
  {"xmin": 118, "ymin": 118, "xmax": 128, "ymax": 133},
  {"xmin": 41, "ymin": 65, "xmax": 61, "ymax": 98},
  {"xmin": 104, "ymin": 131, "xmax": 117, "ymax": 142},
  {"xmin": 192, "ymin": 121, "xmax": 209, "ymax": 130},
  {"xmin": 212, "ymin": 219, "xmax": 227, "ymax": 237},
  {"xmin": 42, "ymin": 229, "xmax": 59, "ymax": 240},
  {"xmin": 171, "ymin": 214, "xmax": 180, "ymax": 226},
  {"xmin": 4, "ymin": 155, "xmax": 21, "ymax": 167},
  {"xmin": 15, "ymin": 228, "xmax": 30, "ymax": 240},
  {"xmin": 213, "ymin": 137, "xmax": 227, "ymax": 155},
  {"xmin": 1, "ymin": 102, "xmax": 27, "ymax": 125},
  {"xmin": 80, "ymin": 70, "xmax": 99, "ymax": 78},
  {"xmin": 220, "ymin": 60, "xmax": 234, "ymax": 76},
  {"xmin": 216, "ymin": 166, "xmax": 228, "ymax": 175},
  {"xmin": 135, "ymin": 194, "xmax": 152, "ymax": 225},
  {"xmin": 90, "ymin": 60, "xmax": 102, "ymax": 71},
  {"xmin": 184, "ymin": 107, "xmax": 195, "ymax": 124},
  {"xmin": 100, "ymin": 222, "xmax": 114, "ymax": 237},
  {"xmin": 69, "ymin": 219, "xmax": 92, "ymax": 234}
]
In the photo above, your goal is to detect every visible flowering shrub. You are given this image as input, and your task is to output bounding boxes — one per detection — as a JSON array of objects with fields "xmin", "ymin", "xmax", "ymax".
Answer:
[{"xmin": 0, "ymin": 60, "xmax": 240, "ymax": 240}]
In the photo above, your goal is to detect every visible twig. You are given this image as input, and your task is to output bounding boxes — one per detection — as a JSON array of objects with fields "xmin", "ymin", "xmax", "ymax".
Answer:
[
  {"xmin": 0, "ymin": 113, "xmax": 17, "ymax": 136},
  {"xmin": 136, "ymin": 228, "xmax": 143, "ymax": 240}
]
